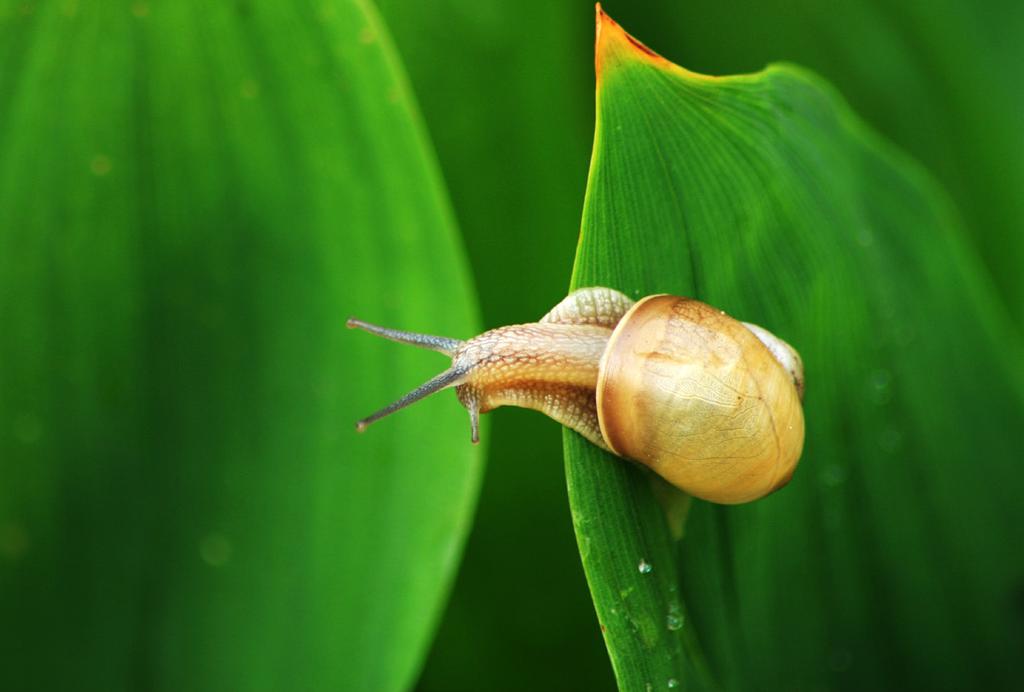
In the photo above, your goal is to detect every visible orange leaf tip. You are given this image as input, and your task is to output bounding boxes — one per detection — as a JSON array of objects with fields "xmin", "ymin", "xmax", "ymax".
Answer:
[{"xmin": 594, "ymin": 3, "xmax": 714, "ymax": 83}]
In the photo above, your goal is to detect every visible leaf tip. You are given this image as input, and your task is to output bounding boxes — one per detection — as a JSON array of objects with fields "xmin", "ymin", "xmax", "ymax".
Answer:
[
  {"xmin": 594, "ymin": 5, "xmax": 716, "ymax": 84},
  {"xmin": 595, "ymin": 4, "xmax": 661, "ymax": 78}
]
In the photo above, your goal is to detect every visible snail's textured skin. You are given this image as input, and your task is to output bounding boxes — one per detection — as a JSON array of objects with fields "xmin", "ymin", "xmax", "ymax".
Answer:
[{"xmin": 453, "ymin": 322, "xmax": 610, "ymax": 447}]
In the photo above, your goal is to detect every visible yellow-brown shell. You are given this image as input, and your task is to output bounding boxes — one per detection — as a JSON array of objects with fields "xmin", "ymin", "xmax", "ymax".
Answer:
[{"xmin": 597, "ymin": 295, "xmax": 804, "ymax": 504}]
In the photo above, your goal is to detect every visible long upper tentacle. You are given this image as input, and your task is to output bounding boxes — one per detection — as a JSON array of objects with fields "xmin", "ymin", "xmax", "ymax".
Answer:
[{"xmin": 347, "ymin": 318, "xmax": 462, "ymax": 355}]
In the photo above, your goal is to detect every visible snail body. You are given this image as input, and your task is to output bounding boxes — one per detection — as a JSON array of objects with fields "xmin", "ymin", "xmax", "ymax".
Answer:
[{"xmin": 349, "ymin": 287, "xmax": 805, "ymax": 504}]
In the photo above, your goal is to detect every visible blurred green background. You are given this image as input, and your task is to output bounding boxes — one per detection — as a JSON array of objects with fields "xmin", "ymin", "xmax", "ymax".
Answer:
[{"xmin": 2, "ymin": 1, "xmax": 1021, "ymax": 691}]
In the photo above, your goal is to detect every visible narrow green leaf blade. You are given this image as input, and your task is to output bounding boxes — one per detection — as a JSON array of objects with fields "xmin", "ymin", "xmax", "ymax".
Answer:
[
  {"xmin": 567, "ymin": 10, "xmax": 1024, "ymax": 691},
  {"xmin": 0, "ymin": 2, "xmax": 480, "ymax": 691}
]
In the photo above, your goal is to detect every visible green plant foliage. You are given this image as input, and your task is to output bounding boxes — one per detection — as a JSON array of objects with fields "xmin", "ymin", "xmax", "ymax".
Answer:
[
  {"xmin": 611, "ymin": 0, "xmax": 1024, "ymax": 325},
  {"xmin": 565, "ymin": 10, "xmax": 1024, "ymax": 691},
  {"xmin": 0, "ymin": 2, "xmax": 480, "ymax": 691},
  {"xmin": 373, "ymin": 3, "xmax": 1023, "ymax": 688}
]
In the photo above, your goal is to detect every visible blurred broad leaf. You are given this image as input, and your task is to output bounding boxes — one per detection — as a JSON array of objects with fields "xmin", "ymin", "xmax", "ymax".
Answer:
[
  {"xmin": 0, "ymin": 1, "xmax": 480, "ymax": 691},
  {"xmin": 565, "ymin": 9, "xmax": 1024, "ymax": 691}
]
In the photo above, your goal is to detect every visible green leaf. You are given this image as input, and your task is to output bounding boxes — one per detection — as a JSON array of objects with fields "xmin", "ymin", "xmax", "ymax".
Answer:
[
  {"xmin": 0, "ymin": 2, "xmax": 480, "ymax": 691},
  {"xmin": 566, "ymin": 9, "xmax": 1024, "ymax": 691},
  {"xmin": 612, "ymin": 0, "xmax": 1024, "ymax": 324}
]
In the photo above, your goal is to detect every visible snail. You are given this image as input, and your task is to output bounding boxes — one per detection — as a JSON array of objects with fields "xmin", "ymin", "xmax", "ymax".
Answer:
[{"xmin": 348, "ymin": 287, "xmax": 804, "ymax": 504}]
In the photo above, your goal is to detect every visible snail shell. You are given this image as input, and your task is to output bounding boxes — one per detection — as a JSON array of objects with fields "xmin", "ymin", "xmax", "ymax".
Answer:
[{"xmin": 597, "ymin": 294, "xmax": 803, "ymax": 504}]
